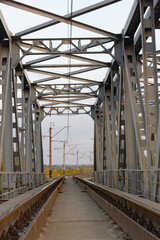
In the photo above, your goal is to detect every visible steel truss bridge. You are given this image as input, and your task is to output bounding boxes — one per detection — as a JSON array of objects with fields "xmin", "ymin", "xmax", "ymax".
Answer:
[{"xmin": 0, "ymin": 0, "xmax": 160, "ymax": 204}]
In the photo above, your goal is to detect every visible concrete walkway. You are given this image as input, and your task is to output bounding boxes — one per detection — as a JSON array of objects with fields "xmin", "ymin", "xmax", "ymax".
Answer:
[{"xmin": 39, "ymin": 177, "xmax": 125, "ymax": 240}]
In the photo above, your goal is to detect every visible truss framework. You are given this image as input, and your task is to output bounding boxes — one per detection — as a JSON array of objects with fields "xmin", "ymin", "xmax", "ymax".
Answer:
[{"xmin": 0, "ymin": 0, "xmax": 160, "ymax": 201}]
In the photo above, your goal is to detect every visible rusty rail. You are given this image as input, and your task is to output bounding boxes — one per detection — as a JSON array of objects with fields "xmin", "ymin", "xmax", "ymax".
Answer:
[
  {"xmin": 0, "ymin": 176, "xmax": 64, "ymax": 240},
  {"xmin": 75, "ymin": 177, "xmax": 160, "ymax": 240}
]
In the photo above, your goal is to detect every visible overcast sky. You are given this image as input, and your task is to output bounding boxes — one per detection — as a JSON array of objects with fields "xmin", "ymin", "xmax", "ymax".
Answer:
[{"xmin": 0, "ymin": 0, "xmax": 135, "ymax": 166}]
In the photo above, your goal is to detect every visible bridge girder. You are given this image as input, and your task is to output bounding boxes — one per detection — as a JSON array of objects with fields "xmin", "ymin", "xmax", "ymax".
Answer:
[{"xmin": 0, "ymin": 0, "xmax": 160, "ymax": 201}]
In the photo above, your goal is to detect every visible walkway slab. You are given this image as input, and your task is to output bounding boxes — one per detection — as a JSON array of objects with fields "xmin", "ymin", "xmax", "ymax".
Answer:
[{"xmin": 39, "ymin": 177, "xmax": 125, "ymax": 240}]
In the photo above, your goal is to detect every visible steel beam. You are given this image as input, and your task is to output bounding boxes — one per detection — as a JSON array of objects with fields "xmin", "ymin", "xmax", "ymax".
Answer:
[
  {"xmin": 28, "ymin": 68, "xmax": 102, "ymax": 84},
  {"xmin": 25, "ymin": 39, "xmax": 113, "ymax": 66},
  {"xmin": 0, "ymin": 0, "xmax": 120, "ymax": 40},
  {"xmin": 12, "ymin": 0, "xmax": 122, "ymax": 38}
]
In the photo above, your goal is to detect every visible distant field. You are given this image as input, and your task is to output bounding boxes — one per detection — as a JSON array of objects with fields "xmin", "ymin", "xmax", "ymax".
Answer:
[{"xmin": 44, "ymin": 165, "xmax": 93, "ymax": 178}]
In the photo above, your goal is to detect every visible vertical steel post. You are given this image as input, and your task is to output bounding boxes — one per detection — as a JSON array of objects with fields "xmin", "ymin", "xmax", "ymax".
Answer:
[
  {"xmin": 49, "ymin": 126, "xmax": 52, "ymax": 178},
  {"xmin": 35, "ymin": 107, "xmax": 44, "ymax": 174},
  {"xmin": 0, "ymin": 47, "xmax": 13, "ymax": 198},
  {"xmin": 94, "ymin": 116, "xmax": 97, "ymax": 171},
  {"xmin": 104, "ymin": 88, "xmax": 113, "ymax": 170},
  {"xmin": 63, "ymin": 142, "xmax": 65, "ymax": 175},
  {"xmin": 77, "ymin": 150, "xmax": 78, "ymax": 174},
  {"xmin": 139, "ymin": 0, "xmax": 159, "ymax": 199},
  {"xmin": 2, "ymin": 52, "xmax": 13, "ymax": 173},
  {"xmin": 90, "ymin": 152, "xmax": 92, "ymax": 173},
  {"xmin": 140, "ymin": 0, "xmax": 158, "ymax": 168}
]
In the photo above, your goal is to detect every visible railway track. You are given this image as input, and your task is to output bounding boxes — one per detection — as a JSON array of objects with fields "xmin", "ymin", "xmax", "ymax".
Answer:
[
  {"xmin": 0, "ymin": 177, "xmax": 64, "ymax": 240},
  {"xmin": 0, "ymin": 176, "xmax": 159, "ymax": 240},
  {"xmin": 39, "ymin": 176, "xmax": 131, "ymax": 240},
  {"xmin": 75, "ymin": 177, "xmax": 160, "ymax": 240}
]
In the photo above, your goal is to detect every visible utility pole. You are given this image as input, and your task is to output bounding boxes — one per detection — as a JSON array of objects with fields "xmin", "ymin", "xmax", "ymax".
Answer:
[
  {"xmin": 63, "ymin": 141, "xmax": 65, "ymax": 175},
  {"xmin": 77, "ymin": 150, "xmax": 78, "ymax": 174},
  {"xmin": 49, "ymin": 124, "xmax": 53, "ymax": 178},
  {"xmin": 90, "ymin": 152, "xmax": 92, "ymax": 173},
  {"xmin": 43, "ymin": 124, "xmax": 69, "ymax": 178}
]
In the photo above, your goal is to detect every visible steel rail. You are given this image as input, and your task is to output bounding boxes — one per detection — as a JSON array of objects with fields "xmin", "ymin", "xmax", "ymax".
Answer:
[
  {"xmin": 0, "ymin": 176, "xmax": 64, "ymax": 240},
  {"xmin": 75, "ymin": 177, "xmax": 160, "ymax": 240}
]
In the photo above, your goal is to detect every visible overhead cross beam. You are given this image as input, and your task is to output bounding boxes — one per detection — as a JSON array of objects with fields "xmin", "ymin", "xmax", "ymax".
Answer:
[
  {"xmin": 20, "ymin": 38, "xmax": 113, "ymax": 65},
  {"xmin": 43, "ymin": 106, "xmax": 92, "ymax": 116},
  {"xmin": 27, "ymin": 68, "xmax": 102, "ymax": 84},
  {"xmin": 11, "ymin": 0, "xmax": 122, "ymax": 38},
  {"xmin": 16, "ymin": 37, "xmax": 112, "ymax": 51},
  {"xmin": 0, "ymin": 0, "xmax": 121, "ymax": 40},
  {"xmin": 40, "ymin": 99, "xmax": 93, "ymax": 108},
  {"xmin": 32, "ymin": 66, "xmax": 104, "ymax": 85}
]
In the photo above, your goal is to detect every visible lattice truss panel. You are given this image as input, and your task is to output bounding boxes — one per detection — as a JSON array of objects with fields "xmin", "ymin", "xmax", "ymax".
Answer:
[
  {"xmin": 93, "ymin": 0, "xmax": 160, "ymax": 199},
  {"xmin": 0, "ymin": 0, "xmax": 159, "ymax": 199},
  {"xmin": 0, "ymin": 0, "xmax": 121, "ymax": 176}
]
